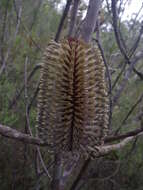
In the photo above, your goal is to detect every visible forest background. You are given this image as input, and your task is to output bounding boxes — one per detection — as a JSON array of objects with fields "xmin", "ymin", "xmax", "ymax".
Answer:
[{"xmin": 0, "ymin": 0, "xmax": 143, "ymax": 189}]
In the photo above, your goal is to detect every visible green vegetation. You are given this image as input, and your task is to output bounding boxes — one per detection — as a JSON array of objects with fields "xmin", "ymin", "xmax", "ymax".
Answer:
[{"xmin": 0, "ymin": 0, "xmax": 143, "ymax": 189}]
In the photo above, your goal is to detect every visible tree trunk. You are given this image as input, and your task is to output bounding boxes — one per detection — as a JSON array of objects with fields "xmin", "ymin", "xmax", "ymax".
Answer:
[{"xmin": 81, "ymin": 0, "xmax": 101, "ymax": 43}]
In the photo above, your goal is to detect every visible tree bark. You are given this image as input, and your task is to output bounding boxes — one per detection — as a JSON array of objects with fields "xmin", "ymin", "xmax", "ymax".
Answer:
[
  {"xmin": 55, "ymin": 0, "xmax": 72, "ymax": 42},
  {"xmin": 80, "ymin": 0, "xmax": 101, "ymax": 43},
  {"xmin": 68, "ymin": 0, "xmax": 80, "ymax": 37}
]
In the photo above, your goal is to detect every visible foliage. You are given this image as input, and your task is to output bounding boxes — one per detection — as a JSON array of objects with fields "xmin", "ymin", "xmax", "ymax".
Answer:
[{"xmin": 0, "ymin": 0, "xmax": 143, "ymax": 189}]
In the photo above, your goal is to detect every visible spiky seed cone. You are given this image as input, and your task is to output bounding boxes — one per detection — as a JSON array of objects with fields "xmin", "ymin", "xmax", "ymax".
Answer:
[{"xmin": 37, "ymin": 39, "xmax": 109, "ymax": 158}]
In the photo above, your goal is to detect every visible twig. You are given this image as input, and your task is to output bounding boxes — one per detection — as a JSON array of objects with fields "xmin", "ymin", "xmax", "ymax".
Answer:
[
  {"xmin": 99, "ymin": 132, "xmax": 143, "ymax": 155},
  {"xmin": 124, "ymin": 136, "xmax": 138, "ymax": 159},
  {"xmin": 111, "ymin": 61, "xmax": 126, "ymax": 90},
  {"xmin": 105, "ymin": 127, "xmax": 143, "ymax": 143},
  {"xmin": 55, "ymin": 0, "xmax": 72, "ymax": 42},
  {"xmin": 37, "ymin": 147, "xmax": 52, "ymax": 180},
  {"xmin": 112, "ymin": 49, "xmax": 143, "ymax": 91},
  {"xmin": 24, "ymin": 56, "xmax": 31, "ymax": 133},
  {"xmin": 24, "ymin": 61, "xmax": 51, "ymax": 181},
  {"xmin": 129, "ymin": 21, "xmax": 143, "ymax": 56},
  {"xmin": 34, "ymin": 160, "xmax": 54, "ymax": 190},
  {"xmin": 129, "ymin": 4, "xmax": 143, "ymax": 32},
  {"xmin": 111, "ymin": 4, "xmax": 143, "ymax": 104},
  {"xmin": 23, "ymin": 55, "xmax": 30, "ymax": 176},
  {"xmin": 9, "ymin": 63, "xmax": 42, "ymax": 109},
  {"xmin": 13, "ymin": 0, "xmax": 42, "ymax": 51},
  {"xmin": 27, "ymin": 79, "xmax": 40, "ymax": 114},
  {"xmin": 0, "ymin": 0, "xmax": 9, "ymax": 57},
  {"xmin": 115, "ymin": 92, "xmax": 143, "ymax": 134},
  {"xmin": 111, "ymin": 0, "xmax": 143, "ymax": 81},
  {"xmin": 112, "ymin": 56, "xmax": 138, "ymax": 105},
  {"xmin": 0, "ymin": 0, "xmax": 22, "ymax": 77}
]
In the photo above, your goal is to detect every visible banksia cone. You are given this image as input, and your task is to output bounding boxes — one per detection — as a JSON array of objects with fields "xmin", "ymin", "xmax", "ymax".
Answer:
[{"xmin": 37, "ymin": 39, "xmax": 109, "ymax": 158}]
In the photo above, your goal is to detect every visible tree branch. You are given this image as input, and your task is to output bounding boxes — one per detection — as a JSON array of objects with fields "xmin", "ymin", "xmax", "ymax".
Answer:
[
  {"xmin": 1, "ymin": 123, "xmax": 143, "ymax": 151},
  {"xmin": 115, "ymin": 92, "xmax": 143, "ymax": 134},
  {"xmin": 99, "ymin": 132, "xmax": 143, "ymax": 155},
  {"xmin": 9, "ymin": 63, "xmax": 42, "ymax": 109},
  {"xmin": 0, "ymin": 124, "xmax": 44, "ymax": 146},
  {"xmin": 80, "ymin": 0, "xmax": 101, "ymax": 43},
  {"xmin": 111, "ymin": 0, "xmax": 143, "ymax": 80},
  {"xmin": 105, "ymin": 127, "xmax": 143, "ymax": 143},
  {"xmin": 68, "ymin": 0, "xmax": 80, "ymax": 37},
  {"xmin": 55, "ymin": 0, "xmax": 72, "ymax": 42}
]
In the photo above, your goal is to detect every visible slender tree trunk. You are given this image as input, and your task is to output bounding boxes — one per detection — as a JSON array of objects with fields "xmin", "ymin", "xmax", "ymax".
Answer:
[
  {"xmin": 68, "ymin": 0, "xmax": 80, "ymax": 37},
  {"xmin": 80, "ymin": 0, "xmax": 101, "ymax": 43}
]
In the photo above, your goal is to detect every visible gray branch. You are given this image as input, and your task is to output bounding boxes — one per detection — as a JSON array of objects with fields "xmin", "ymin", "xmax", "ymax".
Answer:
[{"xmin": 80, "ymin": 0, "xmax": 101, "ymax": 43}]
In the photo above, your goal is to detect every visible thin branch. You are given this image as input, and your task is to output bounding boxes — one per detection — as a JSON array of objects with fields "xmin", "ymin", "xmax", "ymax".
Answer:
[
  {"xmin": 112, "ymin": 17, "xmax": 143, "ymax": 105},
  {"xmin": 105, "ymin": 127, "xmax": 143, "ymax": 143},
  {"xmin": 111, "ymin": 0, "xmax": 127, "ymax": 58},
  {"xmin": 129, "ymin": 4, "xmax": 143, "ymax": 32},
  {"xmin": 0, "ymin": 124, "xmax": 44, "ymax": 146},
  {"xmin": 99, "ymin": 132, "xmax": 143, "ymax": 155},
  {"xmin": 0, "ymin": 0, "xmax": 22, "ymax": 77},
  {"xmin": 55, "ymin": 0, "xmax": 72, "ymax": 42},
  {"xmin": 24, "ymin": 63, "xmax": 52, "ymax": 181},
  {"xmin": 0, "ymin": 0, "xmax": 9, "ymax": 57},
  {"xmin": 24, "ymin": 56, "xmax": 31, "ymax": 133},
  {"xmin": 29, "ymin": 0, "xmax": 43, "ymax": 31},
  {"xmin": 13, "ymin": 0, "xmax": 42, "ymax": 51},
  {"xmin": 9, "ymin": 63, "xmax": 42, "ymax": 109},
  {"xmin": 111, "ymin": 61, "xmax": 126, "ymax": 90},
  {"xmin": 37, "ymin": 147, "xmax": 52, "ymax": 180},
  {"xmin": 124, "ymin": 136, "xmax": 138, "ymax": 159},
  {"xmin": 27, "ymin": 80, "xmax": 40, "ymax": 114},
  {"xmin": 105, "ymin": 0, "xmax": 111, "ymax": 14},
  {"xmin": 112, "ymin": 49, "xmax": 143, "ymax": 91},
  {"xmin": 129, "ymin": 21, "xmax": 143, "ymax": 56},
  {"xmin": 68, "ymin": 0, "xmax": 80, "ymax": 37},
  {"xmin": 23, "ymin": 56, "xmax": 30, "ymax": 175},
  {"xmin": 111, "ymin": 0, "xmax": 143, "ymax": 81},
  {"xmin": 114, "ymin": 92, "xmax": 143, "ymax": 134},
  {"xmin": 112, "ymin": 56, "xmax": 137, "ymax": 105}
]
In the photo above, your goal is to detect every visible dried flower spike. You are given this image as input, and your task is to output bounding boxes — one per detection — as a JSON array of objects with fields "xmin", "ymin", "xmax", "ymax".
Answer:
[{"xmin": 37, "ymin": 39, "xmax": 109, "ymax": 158}]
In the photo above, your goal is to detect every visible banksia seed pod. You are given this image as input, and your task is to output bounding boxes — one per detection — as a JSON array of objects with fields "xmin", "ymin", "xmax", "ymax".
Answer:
[{"xmin": 37, "ymin": 39, "xmax": 109, "ymax": 158}]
